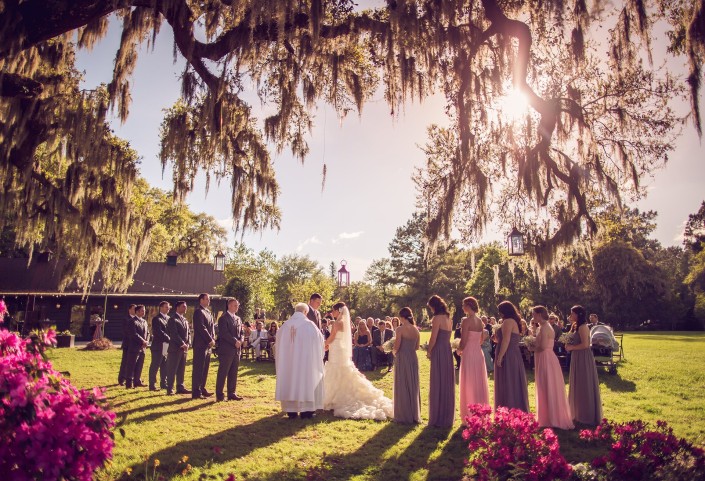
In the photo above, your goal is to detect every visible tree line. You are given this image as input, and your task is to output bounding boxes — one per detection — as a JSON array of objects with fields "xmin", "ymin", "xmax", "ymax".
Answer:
[{"xmin": 225, "ymin": 202, "xmax": 705, "ymax": 331}]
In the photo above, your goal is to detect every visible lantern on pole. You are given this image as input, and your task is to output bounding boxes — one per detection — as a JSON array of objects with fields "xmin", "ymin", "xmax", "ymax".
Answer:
[
  {"xmin": 507, "ymin": 227, "xmax": 525, "ymax": 256},
  {"xmin": 337, "ymin": 260, "xmax": 350, "ymax": 287},
  {"xmin": 214, "ymin": 250, "xmax": 226, "ymax": 271}
]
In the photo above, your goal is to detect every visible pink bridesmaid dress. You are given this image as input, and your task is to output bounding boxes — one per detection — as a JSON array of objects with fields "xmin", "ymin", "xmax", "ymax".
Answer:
[
  {"xmin": 534, "ymin": 324, "xmax": 574, "ymax": 429},
  {"xmin": 459, "ymin": 330, "xmax": 490, "ymax": 423}
]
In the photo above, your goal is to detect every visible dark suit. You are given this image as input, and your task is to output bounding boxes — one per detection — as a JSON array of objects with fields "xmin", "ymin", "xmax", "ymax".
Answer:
[
  {"xmin": 118, "ymin": 314, "xmax": 134, "ymax": 384},
  {"xmin": 192, "ymin": 305, "xmax": 216, "ymax": 396},
  {"xmin": 215, "ymin": 311, "xmax": 243, "ymax": 399},
  {"xmin": 307, "ymin": 305, "xmax": 321, "ymax": 329},
  {"xmin": 148, "ymin": 312, "xmax": 171, "ymax": 389},
  {"xmin": 125, "ymin": 316, "xmax": 149, "ymax": 387},
  {"xmin": 165, "ymin": 313, "xmax": 190, "ymax": 393},
  {"xmin": 372, "ymin": 327, "xmax": 394, "ymax": 368}
]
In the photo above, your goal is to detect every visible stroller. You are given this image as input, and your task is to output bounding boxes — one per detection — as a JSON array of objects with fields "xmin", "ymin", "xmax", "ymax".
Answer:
[{"xmin": 590, "ymin": 324, "xmax": 622, "ymax": 374}]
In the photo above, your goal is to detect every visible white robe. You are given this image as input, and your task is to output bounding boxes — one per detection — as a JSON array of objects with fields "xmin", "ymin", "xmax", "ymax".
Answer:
[{"xmin": 275, "ymin": 311, "xmax": 325, "ymax": 413}]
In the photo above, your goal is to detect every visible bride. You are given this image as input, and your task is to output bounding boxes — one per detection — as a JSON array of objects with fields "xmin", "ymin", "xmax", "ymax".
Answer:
[{"xmin": 324, "ymin": 302, "xmax": 393, "ymax": 420}]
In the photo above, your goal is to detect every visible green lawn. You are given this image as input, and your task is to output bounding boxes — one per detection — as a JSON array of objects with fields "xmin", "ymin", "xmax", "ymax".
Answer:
[{"xmin": 47, "ymin": 332, "xmax": 705, "ymax": 480}]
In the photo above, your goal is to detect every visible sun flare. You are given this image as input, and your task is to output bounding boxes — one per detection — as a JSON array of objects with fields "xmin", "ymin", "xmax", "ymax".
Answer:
[{"xmin": 499, "ymin": 89, "xmax": 529, "ymax": 122}]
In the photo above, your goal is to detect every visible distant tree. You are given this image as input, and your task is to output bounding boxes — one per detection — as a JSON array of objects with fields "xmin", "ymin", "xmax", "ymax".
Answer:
[
  {"xmin": 272, "ymin": 254, "xmax": 323, "ymax": 318},
  {"xmin": 221, "ymin": 243, "xmax": 278, "ymax": 314},
  {"xmin": 684, "ymin": 201, "xmax": 705, "ymax": 253},
  {"xmin": 222, "ymin": 276, "xmax": 253, "ymax": 323},
  {"xmin": 592, "ymin": 240, "xmax": 668, "ymax": 329}
]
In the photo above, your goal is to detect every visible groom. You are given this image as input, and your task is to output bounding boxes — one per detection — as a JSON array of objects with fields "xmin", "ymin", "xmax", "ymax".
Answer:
[{"xmin": 275, "ymin": 303, "xmax": 325, "ymax": 419}]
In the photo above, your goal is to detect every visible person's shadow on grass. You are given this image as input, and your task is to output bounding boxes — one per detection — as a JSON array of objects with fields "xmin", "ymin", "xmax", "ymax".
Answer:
[{"xmin": 124, "ymin": 413, "xmax": 325, "ymax": 478}]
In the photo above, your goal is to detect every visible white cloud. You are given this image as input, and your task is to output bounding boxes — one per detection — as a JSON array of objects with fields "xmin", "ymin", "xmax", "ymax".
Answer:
[
  {"xmin": 216, "ymin": 217, "xmax": 233, "ymax": 229},
  {"xmin": 331, "ymin": 231, "xmax": 364, "ymax": 244},
  {"xmin": 297, "ymin": 236, "xmax": 322, "ymax": 252}
]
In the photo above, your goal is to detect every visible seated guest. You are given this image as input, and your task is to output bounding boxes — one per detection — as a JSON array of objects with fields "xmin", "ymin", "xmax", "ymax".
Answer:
[
  {"xmin": 391, "ymin": 317, "xmax": 400, "ymax": 332},
  {"xmin": 249, "ymin": 321, "xmax": 269, "ymax": 359},
  {"xmin": 267, "ymin": 321, "xmax": 278, "ymax": 359},
  {"xmin": 321, "ymin": 318, "xmax": 331, "ymax": 363},
  {"xmin": 453, "ymin": 322, "xmax": 462, "ymax": 370},
  {"xmin": 353, "ymin": 320, "xmax": 373, "ymax": 371},
  {"xmin": 373, "ymin": 319, "xmax": 394, "ymax": 372}
]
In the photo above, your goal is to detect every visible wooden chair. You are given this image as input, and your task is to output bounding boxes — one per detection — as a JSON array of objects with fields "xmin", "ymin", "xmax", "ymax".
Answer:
[{"xmin": 612, "ymin": 333, "xmax": 625, "ymax": 361}]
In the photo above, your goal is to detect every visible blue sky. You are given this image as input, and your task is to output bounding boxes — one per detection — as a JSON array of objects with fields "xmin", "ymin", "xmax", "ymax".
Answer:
[{"xmin": 76, "ymin": 10, "xmax": 705, "ymax": 281}]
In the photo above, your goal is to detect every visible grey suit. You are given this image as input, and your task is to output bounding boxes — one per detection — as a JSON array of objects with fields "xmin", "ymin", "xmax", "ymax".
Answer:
[
  {"xmin": 148, "ymin": 313, "xmax": 171, "ymax": 389},
  {"xmin": 125, "ymin": 316, "xmax": 149, "ymax": 387},
  {"xmin": 165, "ymin": 313, "xmax": 190, "ymax": 393},
  {"xmin": 192, "ymin": 305, "xmax": 216, "ymax": 396},
  {"xmin": 118, "ymin": 314, "xmax": 135, "ymax": 384},
  {"xmin": 215, "ymin": 311, "xmax": 243, "ymax": 399},
  {"xmin": 307, "ymin": 305, "xmax": 321, "ymax": 329}
]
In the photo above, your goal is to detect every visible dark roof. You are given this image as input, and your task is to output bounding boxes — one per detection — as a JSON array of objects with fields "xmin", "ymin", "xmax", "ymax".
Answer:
[{"xmin": 0, "ymin": 258, "xmax": 226, "ymax": 296}]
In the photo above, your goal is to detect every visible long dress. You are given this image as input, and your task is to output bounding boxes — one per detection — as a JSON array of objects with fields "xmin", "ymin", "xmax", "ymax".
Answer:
[
  {"xmin": 459, "ymin": 330, "xmax": 490, "ymax": 423},
  {"xmin": 324, "ymin": 330, "xmax": 393, "ymax": 420},
  {"xmin": 494, "ymin": 329, "xmax": 529, "ymax": 412},
  {"xmin": 568, "ymin": 330, "xmax": 603, "ymax": 425},
  {"xmin": 428, "ymin": 329, "xmax": 455, "ymax": 427},
  {"xmin": 393, "ymin": 335, "xmax": 421, "ymax": 424},
  {"xmin": 534, "ymin": 325, "xmax": 574, "ymax": 429},
  {"xmin": 353, "ymin": 334, "xmax": 373, "ymax": 371}
]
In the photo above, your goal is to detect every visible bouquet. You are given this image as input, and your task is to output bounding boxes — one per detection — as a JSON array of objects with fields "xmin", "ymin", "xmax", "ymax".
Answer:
[
  {"xmin": 450, "ymin": 338, "xmax": 461, "ymax": 351},
  {"xmin": 558, "ymin": 332, "xmax": 575, "ymax": 345},
  {"xmin": 521, "ymin": 335, "xmax": 537, "ymax": 351},
  {"xmin": 419, "ymin": 342, "xmax": 429, "ymax": 352},
  {"xmin": 382, "ymin": 337, "xmax": 396, "ymax": 353}
]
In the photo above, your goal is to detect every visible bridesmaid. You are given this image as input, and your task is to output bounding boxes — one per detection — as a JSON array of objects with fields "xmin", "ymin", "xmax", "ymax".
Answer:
[
  {"xmin": 426, "ymin": 295, "xmax": 455, "ymax": 427},
  {"xmin": 457, "ymin": 297, "xmax": 490, "ymax": 424},
  {"xmin": 494, "ymin": 300, "xmax": 529, "ymax": 412},
  {"xmin": 531, "ymin": 305, "xmax": 574, "ymax": 429},
  {"xmin": 392, "ymin": 307, "xmax": 421, "ymax": 424},
  {"xmin": 566, "ymin": 305, "xmax": 603, "ymax": 425}
]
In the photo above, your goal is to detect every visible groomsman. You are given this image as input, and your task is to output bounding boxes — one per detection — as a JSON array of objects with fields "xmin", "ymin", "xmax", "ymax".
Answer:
[
  {"xmin": 215, "ymin": 298, "xmax": 244, "ymax": 401},
  {"xmin": 165, "ymin": 301, "xmax": 191, "ymax": 395},
  {"xmin": 125, "ymin": 305, "xmax": 149, "ymax": 388},
  {"xmin": 118, "ymin": 304, "xmax": 136, "ymax": 385},
  {"xmin": 148, "ymin": 301, "xmax": 171, "ymax": 391},
  {"xmin": 307, "ymin": 293, "xmax": 322, "ymax": 329},
  {"xmin": 192, "ymin": 293, "xmax": 215, "ymax": 399}
]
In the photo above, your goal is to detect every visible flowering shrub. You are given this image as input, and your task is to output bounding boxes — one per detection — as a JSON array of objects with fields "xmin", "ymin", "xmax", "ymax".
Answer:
[
  {"xmin": 579, "ymin": 419, "xmax": 705, "ymax": 481},
  {"xmin": 0, "ymin": 304, "xmax": 116, "ymax": 481},
  {"xmin": 462, "ymin": 404, "xmax": 573, "ymax": 481}
]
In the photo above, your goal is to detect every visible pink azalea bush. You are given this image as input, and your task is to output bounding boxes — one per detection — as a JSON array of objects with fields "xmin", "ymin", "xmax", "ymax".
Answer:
[
  {"xmin": 462, "ymin": 404, "xmax": 573, "ymax": 481},
  {"xmin": 579, "ymin": 419, "xmax": 705, "ymax": 481},
  {"xmin": 0, "ymin": 302, "xmax": 116, "ymax": 481}
]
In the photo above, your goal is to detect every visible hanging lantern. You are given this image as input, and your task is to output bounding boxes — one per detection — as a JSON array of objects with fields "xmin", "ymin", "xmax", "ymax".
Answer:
[
  {"xmin": 507, "ymin": 227, "xmax": 525, "ymax": 256},
  {"xmin": 214, "ymin": 250, "xmax": 226, "ymax": 271},
  {"xmin": 337, "ymin": 260, "xmax": 350, "ymax": 287}
]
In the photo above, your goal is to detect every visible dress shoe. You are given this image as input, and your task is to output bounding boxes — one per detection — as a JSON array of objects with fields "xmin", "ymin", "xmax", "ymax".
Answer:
[
  {"xmin": 176, "ymin": 388, "xmax": 192, "ymax": 395},
  {"xmin": 201, "ymin": 390, "xmax": 214, "ymax": 398},
  {"xmin": 386, "ymin": 367, "xmax": 393, "ymax": 373},
  {"xmin": 192, "ymin": 394, "xmax": 207, "ymax": 400},
  {"xmin": 215, "ymin": 395, "xmax": 225, "ymax": 402},
  {"xmin": 287, "ymin": 412, "xmax": 298, "ymax": 419},
  {"xmin": 149, "ymin": 385, "xmax": 159, "ymax": 391},
  {"xmin": 300, "ymin": 411, "xmax": 316, "ymax": 419},
  {"xmin": 227, "ymin": 394, "xmax": 243, "ymax": 401},
  {"xmin": 118, "ymin": 379, "xmax": 125, "ymax": 386},
  {"xmin": 166, "ymin": 390, "xmax": 175, "ymax": 395},
  {"xmin": 134, "ymin": 381, "xmax": 146, "ymax": 388}
]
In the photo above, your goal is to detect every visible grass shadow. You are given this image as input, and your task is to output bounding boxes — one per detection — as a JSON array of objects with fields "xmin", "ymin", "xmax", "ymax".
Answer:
[
  {"xmin": 124, "ymin": 413, "xmax": 322, "ymax": 477},
  {"xmin": 600, "ymin": 371, "xmax": 637, "ymax": 392},
  {"xmin": 383, "ymin": 424, "xmax": 458, "ymax": 479},
  {"xmin": 424, "ymin": 426, "xmax": 468, "ymax": 480}
]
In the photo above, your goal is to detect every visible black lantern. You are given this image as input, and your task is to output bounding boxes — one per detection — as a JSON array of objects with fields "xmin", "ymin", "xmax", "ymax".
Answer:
[
  {"xmin": 214, "ymin": 250, "xmax": 226, "ymax": 271},
  {"xmin": 507, "ymin": 227, "xmax": 525, "ymax": 256},
  {"xmin": 337, "ymin": 260, "xmax": 350, "ymax": 287}
]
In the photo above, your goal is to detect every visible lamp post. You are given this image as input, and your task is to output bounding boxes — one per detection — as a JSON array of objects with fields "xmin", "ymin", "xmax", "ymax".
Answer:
[
  {"xmin": 337, "ymin": 260, "xmax": 350, "ymax": 287},
  {"xmin": 507, "ymin": 227, "xmax": 525, "ymax": 256}
]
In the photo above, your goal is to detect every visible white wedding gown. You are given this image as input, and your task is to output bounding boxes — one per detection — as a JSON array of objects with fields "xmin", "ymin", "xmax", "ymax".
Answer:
[{"xmin": 323, "ymin": 307, "xmax": 393, "ymax": 421}]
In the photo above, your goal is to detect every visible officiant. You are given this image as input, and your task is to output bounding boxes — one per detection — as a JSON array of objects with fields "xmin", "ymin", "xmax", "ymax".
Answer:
[{"xmin": 275, "ymin": 303, "xmax": 325, "ymax": 419}]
